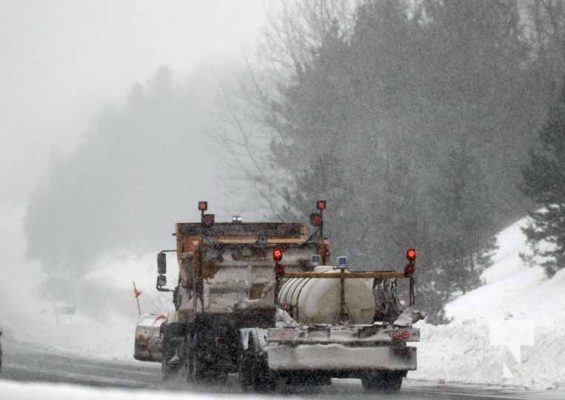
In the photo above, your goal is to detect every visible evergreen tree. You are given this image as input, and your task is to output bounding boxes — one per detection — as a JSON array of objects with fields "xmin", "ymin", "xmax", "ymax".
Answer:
[
  {"xmin": 428, "ymin": 146, "xmax": 497, "ymax": 297},
  {"xmin": 521, "ymin": 80, "xmax": 565, "ymax": 277},
  {"xmin": 227, "ymin": 0, "xmax": 548, "ymax": 323}
]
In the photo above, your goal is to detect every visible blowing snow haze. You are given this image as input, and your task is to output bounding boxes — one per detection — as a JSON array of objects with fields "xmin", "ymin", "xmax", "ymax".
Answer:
[
  {"xmin": 0, "ymin": 0, "xmax": 267, "ymax": 204},
  {"xmin": 2, "ymin": 1, "xmax": 565, "ymax": 396},
  {"xmin": 0, "ymin": 1, "xmax": 269, "ymax": 314},
  {"xmin": 25, "ymin": 65, "xmax": 226, "ymax": 301}
]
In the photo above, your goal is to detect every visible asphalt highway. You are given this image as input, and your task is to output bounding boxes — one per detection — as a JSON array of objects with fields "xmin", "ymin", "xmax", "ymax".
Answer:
[{"xmin": 0, "ymin": 339, "xmax": 563, "ymax": 399}]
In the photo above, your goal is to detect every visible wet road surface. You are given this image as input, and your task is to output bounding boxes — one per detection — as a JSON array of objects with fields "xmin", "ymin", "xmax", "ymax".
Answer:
[{"xmin": 1, "ymin": 339, "xmax": 563, "ymax": 399}]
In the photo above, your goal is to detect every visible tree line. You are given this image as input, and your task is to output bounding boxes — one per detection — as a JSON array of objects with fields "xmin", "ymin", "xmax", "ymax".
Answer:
[
  {"xmin": 24, "ymin": 0, "xmax": 565, "ymax": 322},
  {"xmin": 219, "ymin": 0, "xmax": 565, "ymax": 322}
]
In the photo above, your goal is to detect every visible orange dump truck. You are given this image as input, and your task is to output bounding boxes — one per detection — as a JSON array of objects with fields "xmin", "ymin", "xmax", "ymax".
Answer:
[{"xmin": 134, "ymin": 201, "xmax": 423, "ymax": 393}]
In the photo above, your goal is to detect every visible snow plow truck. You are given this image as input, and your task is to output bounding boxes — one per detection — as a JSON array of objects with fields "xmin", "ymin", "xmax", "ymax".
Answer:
[{"xmin": 134, "ymin": 201, "xmax": 424, "ymax": 392}]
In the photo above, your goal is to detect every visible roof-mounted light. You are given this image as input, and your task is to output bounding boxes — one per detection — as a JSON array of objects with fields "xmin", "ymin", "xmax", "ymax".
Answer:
[
  {"xmin": 336, "ymin": 256, "xmax": 348, "ymax": 269},
  {"xmin": 201, "ymin": 214, "xmax": 215, "ymax": 228},
  {"xmin": 310, "ymin": 212, "xmax": 323, "ymax": 227}
]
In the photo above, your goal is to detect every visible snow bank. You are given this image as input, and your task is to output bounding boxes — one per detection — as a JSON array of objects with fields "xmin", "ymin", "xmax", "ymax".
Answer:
[
  {"xmin": 0, "ymin": 204, "xmax": 173, "ymax": 360},
  {"xmin": 2, "ymin": 251, "xmax": 177, "ymax": 360},
  {"xmin": 411, "ymin": 219, "xmax": 565, "ymax": 389},
  {"xmin": 3, "ymin": 202, "xmax": 565, "ymax": 390},
  {"xmin": 0, "ymin": 380, "xmax": 266, "ymax": 400}
]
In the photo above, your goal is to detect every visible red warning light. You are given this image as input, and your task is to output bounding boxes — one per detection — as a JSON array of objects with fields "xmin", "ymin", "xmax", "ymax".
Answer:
[
  {"xmin": 405, "ymin": 248, "xmax": 416, "ymax": 275},
  {"xmin": 273, "ymin": 247, "xmax": 283, "ymax": 262},
  {"xmin": 310, "ymin": 212, "xmax": 323, "ymax": 227},
  {"xmin": 198, "ymin": 201, "xmax": 208, "ymax": 211},
  {"xmin": 202, "ymin": 214, "xmax": 215, "ymax": 228},
  {"xmin": 316, "ymin": 200, "xmax": 327, "ymax": 210}
]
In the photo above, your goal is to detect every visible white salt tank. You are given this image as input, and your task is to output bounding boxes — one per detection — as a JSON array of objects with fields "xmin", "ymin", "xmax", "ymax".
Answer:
[{"xmin": 277, "ymin": 266, "xmax": 375, "ymax": 324}]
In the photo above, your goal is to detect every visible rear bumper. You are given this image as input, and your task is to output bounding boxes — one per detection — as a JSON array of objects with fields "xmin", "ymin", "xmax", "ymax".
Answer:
[{"xmin": 266, "ymin": 344, "xmax": 416, "ymax": 371}]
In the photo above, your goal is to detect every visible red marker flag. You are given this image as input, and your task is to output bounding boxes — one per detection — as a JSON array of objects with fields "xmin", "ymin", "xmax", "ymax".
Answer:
[{"xmin": 133, "ymin": 281, "xmax": 142, "ymax": 316}]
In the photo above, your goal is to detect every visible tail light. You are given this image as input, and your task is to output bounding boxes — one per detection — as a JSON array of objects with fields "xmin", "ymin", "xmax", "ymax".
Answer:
[
  {"xmin": 390, "ymin": 330, "xmax": 413, "ymax": 341},
  {"xmin": 273, "ymin": 247, "xmax": 283, "ymax": 262},
  {"xmin": 405, "ymin": 248, "xmax": 416, "ymax": 275},
  {"xmin": 273, "ymin": 247, "xmax": 285, "ymax": 277}
]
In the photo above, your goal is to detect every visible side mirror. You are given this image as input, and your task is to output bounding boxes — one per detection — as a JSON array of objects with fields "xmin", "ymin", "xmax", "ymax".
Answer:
[
  {"xmin": 157, "ymin": 252, "xmax": 167, "ymax": 274},
  {"xmin": 157, "ymin": 274, "xmax": 167, "ymax": 288}
]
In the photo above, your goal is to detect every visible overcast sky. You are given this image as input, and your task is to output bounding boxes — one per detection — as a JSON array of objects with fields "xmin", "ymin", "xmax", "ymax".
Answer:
[{"xmin": 0, "ymin": 0, "xmax": 269, "ymax": 206}]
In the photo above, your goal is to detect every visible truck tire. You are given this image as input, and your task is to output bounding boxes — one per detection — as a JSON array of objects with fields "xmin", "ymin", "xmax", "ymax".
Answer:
[
  {"xmin": 186, "ymin": 332, "xmax": 209, "ymax": 383},
  {"xmin": 185, "ymin": 335, "xmax": 197, "ymax": 383},
  {"xmin": 251, "ymin": 355, "xmax": 276, "ymax": 392},
  {"xmin": 239, "ymin": 337, "xmax": 275, "ymax": 393},
  {"xmin": 186, "ymin": 330, "xmax": 228, "ymax": 385},
  {"xmin": 361, "ymin": 371, "xmax": 403, "ymax": 392},
  {"xmin": 161, "ymin": 337, "xmax": 178, "ymax": 381},
  {"xmin": 160, "ymin": 323, "xmax": 186, "ymax": 381},
  {"xmin": 238, "ymin": 349, "xmax": 253, "ymax": 391}
]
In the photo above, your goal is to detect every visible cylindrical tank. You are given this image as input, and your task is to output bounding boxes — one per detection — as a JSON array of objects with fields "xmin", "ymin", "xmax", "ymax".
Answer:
[
  {"xmin": 134, "ymin": 314, "xmax": 166, "ymax": 362},
  {"xmin": 277, "ymin": 266, "xmax": 375, "ymax": 324}
]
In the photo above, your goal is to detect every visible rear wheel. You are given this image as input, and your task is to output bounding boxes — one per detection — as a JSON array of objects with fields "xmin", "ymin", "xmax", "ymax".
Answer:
[
  {"xmin": 238, "ymin": 349, "xmax": 253, "ymax": 391},
  {"xmin": 361, "ymin": 371, "xmax": 403, "ymax": 393},
  {"xmin": 161, "ymin": 334, "xmax": 180, "ymax": 381},
  {"xmin": 185, "ymin": 331, "xmax": 228, "ymax": 385},
  {"xmin": 239, "ymin": 338, "xmax": 276, "ymax": 392},
  {"xmin": 250, "ymin": 354, "xmax": 276, "ymax": 392},
  {"xmin": 185, "ymin": 334, "xmax": 197, "ymax": 383}
]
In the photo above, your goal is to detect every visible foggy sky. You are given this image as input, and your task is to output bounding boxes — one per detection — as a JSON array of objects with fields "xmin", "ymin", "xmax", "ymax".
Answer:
[{"xmin": 0, "ymin": 0, "xmax": 269, "ymax": 206}]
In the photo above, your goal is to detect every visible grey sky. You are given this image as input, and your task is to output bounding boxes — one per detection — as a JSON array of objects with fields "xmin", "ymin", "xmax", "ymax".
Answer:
[{"xmin": 0, "ymin": 0, "xmax": 268, "ymax": 205}]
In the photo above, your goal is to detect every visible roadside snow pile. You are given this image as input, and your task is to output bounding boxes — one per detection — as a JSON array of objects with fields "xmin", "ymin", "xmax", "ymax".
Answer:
[
  {"xmin": 5, "ymin": 309, "xmax": 137, "ymax": 360},
  {"xmin": 411, "ymin": 218, "xmax": 565, "ymax": 389},
  {"xmin": 0, "ymin": 204, "xmax": 172, "ymax": 361},
  {"xmin": 0, "ymin": 380, "xmax": 255, "ymax": 400},
  {"xmin": 1, "ymin": 251, "xmax": 176, "ymax": 361}
]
